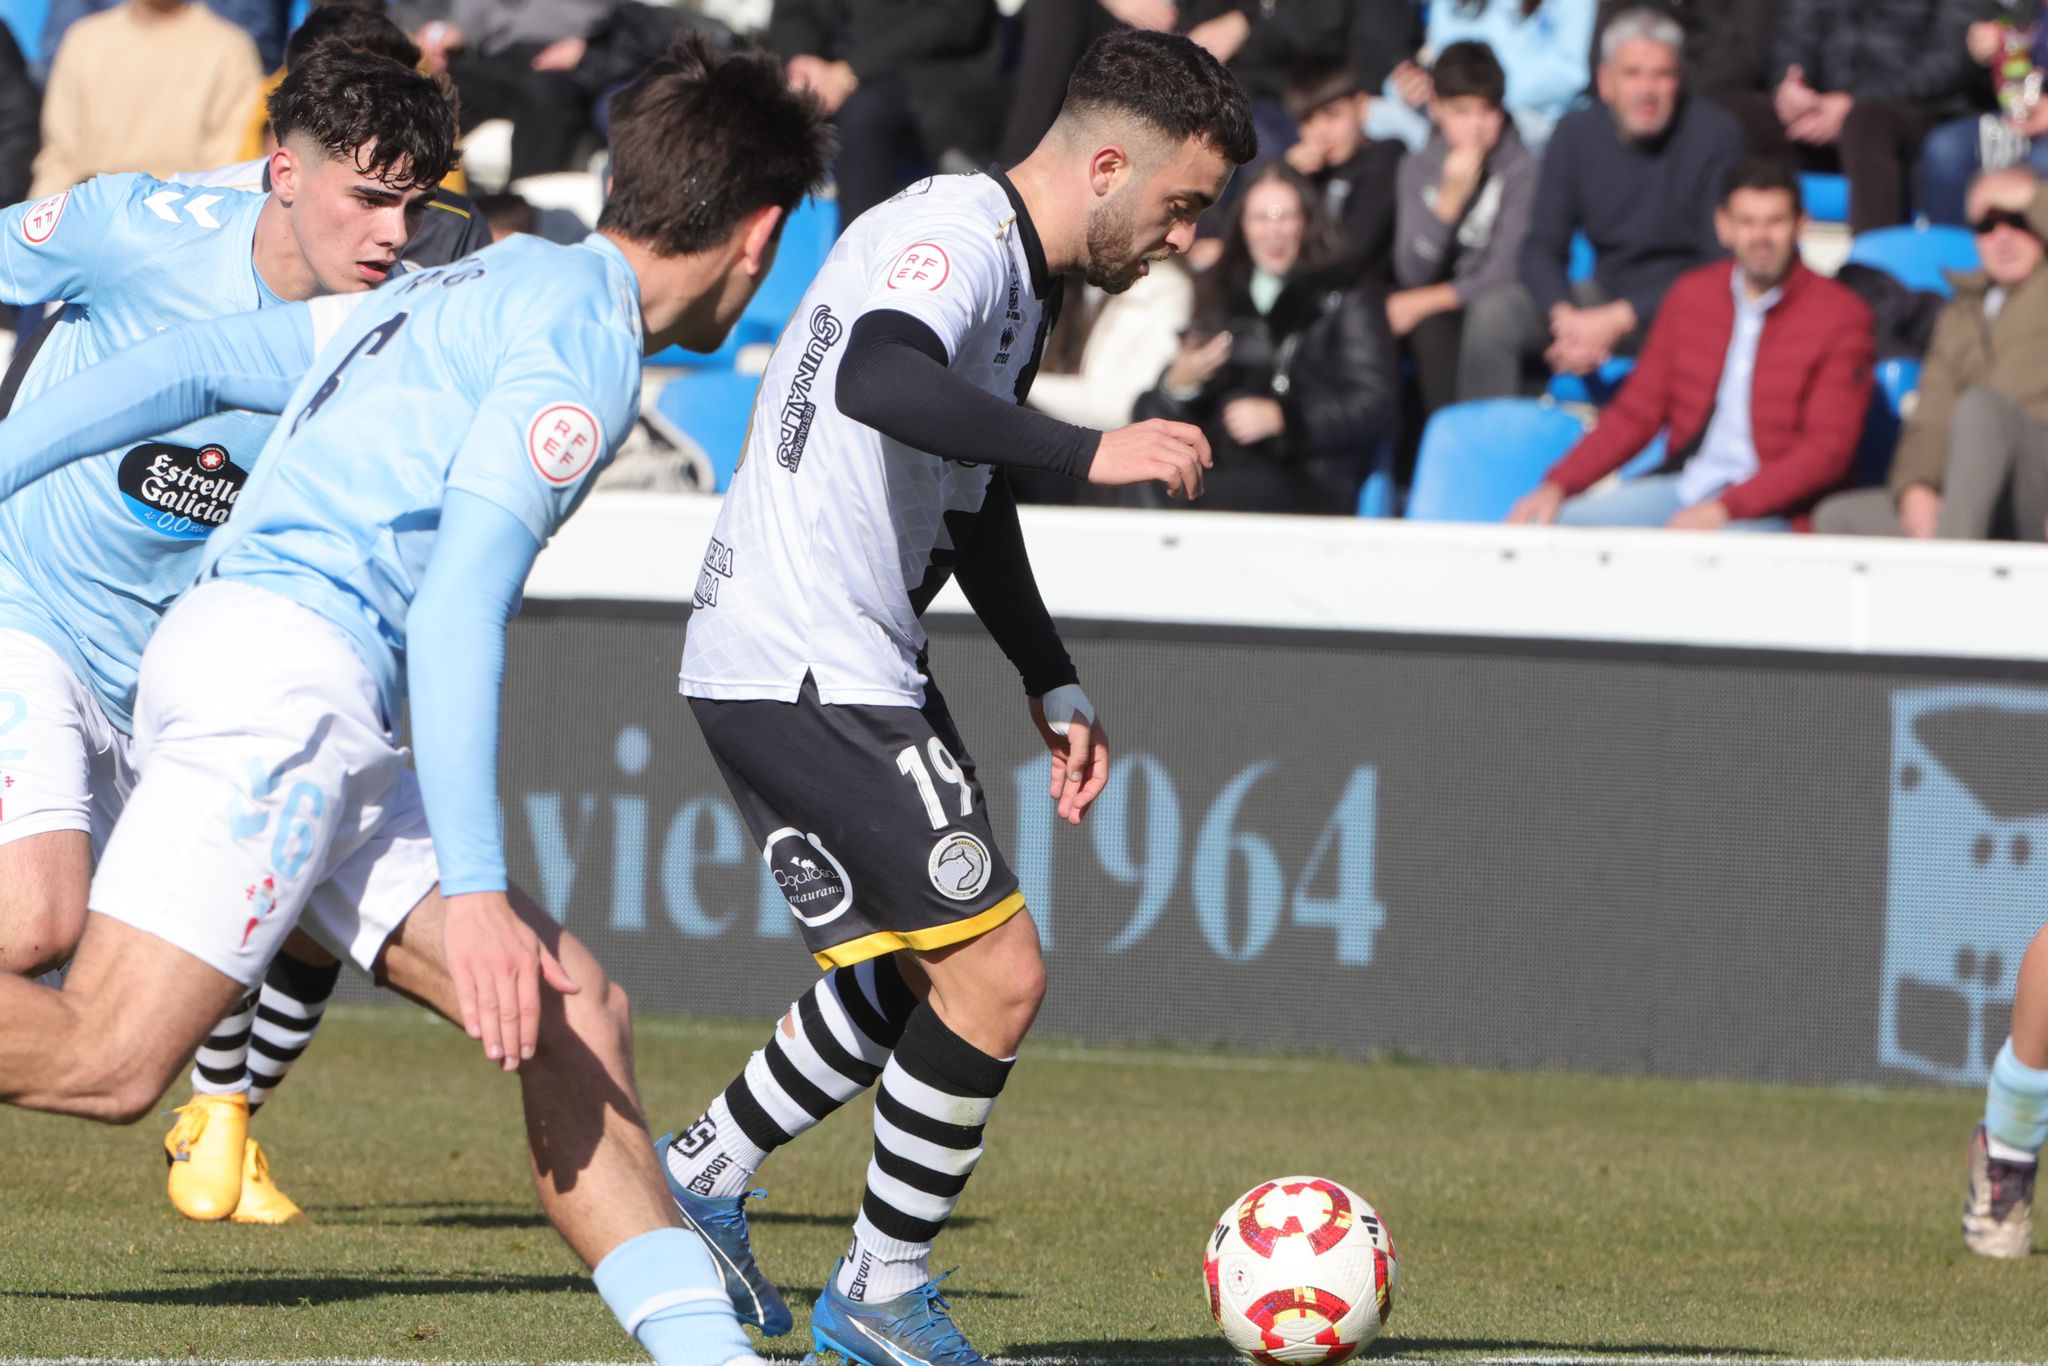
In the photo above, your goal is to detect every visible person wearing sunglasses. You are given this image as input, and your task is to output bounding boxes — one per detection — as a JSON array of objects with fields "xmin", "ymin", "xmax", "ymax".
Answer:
[{"xmin": 1815, "ymin": 165, "xmax": 2048, "ymax": 540}]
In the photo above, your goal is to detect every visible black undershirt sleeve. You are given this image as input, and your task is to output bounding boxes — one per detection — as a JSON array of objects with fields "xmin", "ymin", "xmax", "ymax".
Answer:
[
  {"xmin": 946, "ymin": 472, "xmax": 1077, "ymax": 697},
  {"xmin": 835, "ymin": 308, "xmax": 1101, "ymax": 479}
]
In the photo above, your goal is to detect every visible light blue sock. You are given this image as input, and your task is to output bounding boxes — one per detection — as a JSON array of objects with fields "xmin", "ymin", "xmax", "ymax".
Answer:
[
  {"xmin": 1986, "ymin": 1039, "xmax": 2048, "ymax": 1155},
  {"xmin": 594, "ymin": 1227, "xmax": 756, "ymax": 1366}
]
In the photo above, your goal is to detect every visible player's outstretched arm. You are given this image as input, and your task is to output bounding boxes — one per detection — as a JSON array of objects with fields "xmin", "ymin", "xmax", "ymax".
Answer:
[
  {"xmin": 0, "ymin": 300, "xmax": 328, "ymax": 499},
  {"xmin": 408, "ymin": 489, "xmax": 580, "ymax": 1070},
  {"xmin": 835, "ymin": 309, "xmax": 1213, "ymax": 498}
]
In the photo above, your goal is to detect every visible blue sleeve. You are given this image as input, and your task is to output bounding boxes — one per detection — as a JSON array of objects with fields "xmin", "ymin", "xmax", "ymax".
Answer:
[
  {"xmin": 0, "ymin": 172, "xmax": 124, "ymax": 306},
  {"xmin": 0, "ymin": 300, "xmax": 320, "ymax": 499},
  {"xmin": 407, "ymin": 489, "xmax": 543, "ymax": 897}
]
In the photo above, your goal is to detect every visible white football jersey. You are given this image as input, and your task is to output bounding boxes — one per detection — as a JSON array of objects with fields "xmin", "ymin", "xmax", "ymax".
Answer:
[{"xmin": 681, "ymin": 171, "xmax": 1058, "ymax": 707}]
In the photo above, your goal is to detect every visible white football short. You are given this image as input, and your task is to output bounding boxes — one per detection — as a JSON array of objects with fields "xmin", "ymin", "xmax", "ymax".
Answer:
[
  {"xmin": 91, "ymin": 581, "xmax": 441, "ymax": 988},
  {"xmin": 0, "ymin": 628, "xmax": 135, "ymax": 855}
]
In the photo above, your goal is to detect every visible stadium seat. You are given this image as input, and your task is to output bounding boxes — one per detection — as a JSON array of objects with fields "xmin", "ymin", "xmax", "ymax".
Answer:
[
  {"xmin": 1406, "ymin": 399, "xmax": 1588, "ymax": 522},
  {"xmin": 1849, "ymin": 356, "xmax": 1922, "ymax": 486},
  {"xmin": 653, "ymin": 369, "xmax": 760, "ymax": 493},
  {"xmin": 645, "ymin": 195, "xmax": 838, "ymax": 370},
  {"xmin": 1546, "ymin": 356, "xmax": 1635, "ymax": 406},
  {"xmin": 1567, "ymin": 231, "xmax": 1595, "ymax": 284},
  {"xmin": 1846, "ymin": 225, "xmax": 1979, "ymax": 296},
  {"xmin": 1800, "ymin": 172, "xmax": 1849, "ymax": 225},
  {"xmin": 1620, "ymin": 430, "xmax": 1667, "ymax": 480},
  {"xmin": 0, "ymin": 0, "xmax": 47, "ymax": 61},
  {"xmin": 1354, "ymin": 434, "xmax": 1397, "ymax": 517}
]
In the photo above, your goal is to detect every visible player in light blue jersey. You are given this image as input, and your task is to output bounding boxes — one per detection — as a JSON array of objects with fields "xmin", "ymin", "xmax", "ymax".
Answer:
[
  {"xmin": 0, "ymin": 34, "xmax": 831, "ymax": 1366},
  {"xmin": 0, "ymin": 43, "xmax": 460, "ymax": 1227}
]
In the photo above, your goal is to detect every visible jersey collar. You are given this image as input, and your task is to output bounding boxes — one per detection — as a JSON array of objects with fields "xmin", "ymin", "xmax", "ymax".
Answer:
[{"xmin": 990, "ymin": 168, "xmax": 1051, "ymax": 301}]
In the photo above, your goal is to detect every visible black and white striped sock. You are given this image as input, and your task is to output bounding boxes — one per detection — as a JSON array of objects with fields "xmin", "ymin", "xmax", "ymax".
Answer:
[
  {"xmin": 246, "ymin": 952, "xmax": 342, "ymax": 1113},
  {"xmin": 190, "ymin": 990, "xmax": 259, "ymax": 1097},
  {"xmin": 665, "ymin": 957, "xmax": 916, "ymax": 1200},
  {"xmin": 836, "ymin": 1004, "xmax": 1012, "ymax": 1304}
]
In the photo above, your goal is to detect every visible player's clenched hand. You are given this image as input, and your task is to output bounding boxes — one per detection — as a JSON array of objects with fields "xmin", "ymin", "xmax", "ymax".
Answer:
[
  {"xmin": 1090, "ymin": 419, "xmax": 1211, "ymax": 500},
  {"xmin": 1030, "ymin": 692, "xmax": 1110, "ymax": 826},
  {"xmin": 444, "ymin": 890, "xmax": 579, "ymax": 1071}
]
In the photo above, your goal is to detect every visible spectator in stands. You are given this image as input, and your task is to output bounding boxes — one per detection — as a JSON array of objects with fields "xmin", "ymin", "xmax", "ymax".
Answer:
[
  {"xmin": 1507, "ymin": 159, "xmax": 1874, "ymax": 530},
  {"xmin": 1368, "ymin": 0, "xmax": 1597, "ymax": 154},
  {"xmin": 31, "ymin": 0, "xmax": 263, "ymax": 197},
  {"xmin": 40, "ymin": 0, "xmax": 286, "ymax": 76},
  {"xmin": 1282, "ymin": 60, "xmax": 1403, "ymax": 284},
  {"xmin": 1181, "ymin": 0, "xmax": 1419, "ymax": 156},
  {"xmin": 1920, "ymin": 10, "xmax": 2048, "ymax": 227},
  {"xmin": 1388, "ymin": 41, "xmax": 1537, "ymax": 423},
  {"xmin": 1815, "ymin": 168, "xmax": 2048, "ymax": 540},
  {"xmin": 1713, "ymin": 0, "xmax": 1978, "ymax": 234},
  {"xmin": 1133, "ymin": 162, "xmax": 1397, "ymax": 515},
  {"xmin": 478, "ymin": 191, "xmax": 540, "ymax": 241},
  {"xmin": 409, "ymin": 0, "xmax": 612, "ymax": 181},
  {"xmin": 0, "ymin": 25, "xmax": 35, "ymax": 210},
  {"xmin": 769, "ymin": 0, "xmax": 1000, "ymax": 228},
  {"xmin": 1459, "ymin": 6, "xmax": 1741, "ymax": 400}
]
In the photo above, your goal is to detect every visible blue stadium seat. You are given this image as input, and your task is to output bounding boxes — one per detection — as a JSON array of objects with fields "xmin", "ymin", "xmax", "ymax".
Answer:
[
  {"xmin": 1850, "ymin": 356, "xmax": 1921, "ymax": 487},
  {"xmin": 1406, "ymin": 399, "xmax": 1588, "ymax": 522},
  {"xmin": 653, "ymin": 369, "xmax": 760, "ymax": 492},
  {"xmin": 645, "ymin": 195, "xmax": 838, "ymax": 369},
  {"xmin": 1546, "ymin": 356, "xmax": 1635, "ymax": 406},
  {"xmin": 1567, "ymin": 231, "xmax": 1595, "ymax": 283},
  {"xmin": 1846, "ymin": 225, "xmax": 1979, "ymax": 296},
  {"xmin": 1620, "ymin": 430, "xmax": 1667, "ymax": 480},
  {"xmin": 1354, "ymin": 434, "xmax": 1397, "ymax": 517},
  {"xmin": 1, "ymin": 0, "xmax": 49, "ymax": 61},
  {"xmin": 1800, "ymin": 172, "xmax": 1849, "ymax": 225}
]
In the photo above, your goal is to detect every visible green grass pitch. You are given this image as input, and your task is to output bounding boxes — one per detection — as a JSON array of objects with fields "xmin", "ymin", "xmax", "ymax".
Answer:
[{"xmin": 0, "ymin": 1006, "xmax": 2042, "ymax": 1363}]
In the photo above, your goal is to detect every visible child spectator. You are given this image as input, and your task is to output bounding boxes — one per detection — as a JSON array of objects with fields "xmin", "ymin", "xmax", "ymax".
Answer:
[
  {"xmin": 1369, "ymin": 0, "xmax": 1597, "ymax": 154},
  {"xmin": 1388, "ymin": 41, "xmax": 1537, "ymax": 422},
  {"xmin": 1282, "ymin": 60, "xmax": 1404, "ymax": 284}
]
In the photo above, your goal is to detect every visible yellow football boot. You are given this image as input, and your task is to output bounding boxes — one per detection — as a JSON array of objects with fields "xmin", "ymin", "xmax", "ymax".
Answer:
[
  {"xmin": 230, "ymin": 1138, "xmax": 303, "ymax": 1224},
  {"xmin": 163, "ymin": 1092, "xmax": 247, "ymax": 1221}
]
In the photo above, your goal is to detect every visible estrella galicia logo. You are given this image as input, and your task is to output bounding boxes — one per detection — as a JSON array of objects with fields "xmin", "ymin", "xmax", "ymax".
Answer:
[
  {"xmin": 117, "ymin": 441, "xmax": 246, "ymax": 540},
  {"xmin": 763, "ymin": 826, "xmax": 853, "ymax": 926},
  {"xmin": 776, "ymin": 305, "xmax": 844, "ymax": 473},
  {"xmin": 928, "ymin": 832, "xmax": 992, "ymax": 902}
]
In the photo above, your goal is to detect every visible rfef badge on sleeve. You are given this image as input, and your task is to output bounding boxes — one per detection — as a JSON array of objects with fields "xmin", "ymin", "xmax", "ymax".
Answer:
[{"xmin": 527, "ymin": 403, "xmax": 600, "ymax": 486}]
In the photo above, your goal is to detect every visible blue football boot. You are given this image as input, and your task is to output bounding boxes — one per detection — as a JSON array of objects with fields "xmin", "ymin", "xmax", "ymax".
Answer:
[
  {"xmin": 803, "ymin": 1260, "xmax": 986, "ymax": 1366},
  {"xmin": 653, "ymin": 1132, "xmax": 794, "ymax": 1336}
]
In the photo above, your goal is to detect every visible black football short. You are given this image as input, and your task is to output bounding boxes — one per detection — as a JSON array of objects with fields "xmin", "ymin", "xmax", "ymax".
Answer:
[{"xmin": 688, "ymin": 674, "xmax": 1024, "ymax": 968}]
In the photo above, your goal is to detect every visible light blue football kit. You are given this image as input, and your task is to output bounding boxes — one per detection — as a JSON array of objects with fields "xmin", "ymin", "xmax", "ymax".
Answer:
[
  {"xmin": 0, "ymin": 174, "xmax": 279, "ymax": 734},
  {"xmin": 0, "ymin": 230, "xmax": 764, "ymax": 1365}
]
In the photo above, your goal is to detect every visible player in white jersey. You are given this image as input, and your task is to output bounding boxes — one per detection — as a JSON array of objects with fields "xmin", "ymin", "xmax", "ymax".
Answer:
[
  {"xmin": 0, "ymin": 43, "xmax": 457, "ymax": 1225},
  {"xmin": 658, "ymin": 31, "xmax": 1257, "ymax": 1366},
  {"xmin": 0, "ymin": 34, "xmax": 831, "ymax": 1366}
]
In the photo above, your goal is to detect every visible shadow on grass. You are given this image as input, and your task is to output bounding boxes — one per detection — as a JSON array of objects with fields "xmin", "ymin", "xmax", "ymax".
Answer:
[
  {"xmin": 1010, "ymin": 1339, "xmax": 1779, "ymax": 1362},
  {"xmin": 4, "ymin": 1269, "xmax": 587, "ymax": 1309},
  {"xmin": 778, "ymin": 1282, "xmax": 1022, "ymax": 1308},
  {"xmin": 754, "ymin": 1209, "xmax": 982, "ymax": 1231}
]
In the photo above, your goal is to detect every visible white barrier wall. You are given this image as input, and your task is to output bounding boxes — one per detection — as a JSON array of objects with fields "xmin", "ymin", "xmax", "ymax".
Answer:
[{"xmin": 530, "ymin": 493, "xmax": 2048, "ymax": 662}]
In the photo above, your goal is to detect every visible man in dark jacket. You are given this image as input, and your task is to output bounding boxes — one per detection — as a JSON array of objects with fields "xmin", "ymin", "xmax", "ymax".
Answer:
[
  {"xmin": 1508, "ymin": 158, "xmax": 1874, "ymax": 529},
  {"xmin": 1459, "ymin": 5, "xmax": 1742, "ymax": 400},
  {"xmin": 1181, "ymin": 0, "xmax": 1417, "ymax": 153},
  {"xmin": 770, "ymin": 0, "xmax": 1000, "ymax": 228},
  {"xmin": 1714, "ymin": 0, "xmax": 1978, "ymax": 232}
]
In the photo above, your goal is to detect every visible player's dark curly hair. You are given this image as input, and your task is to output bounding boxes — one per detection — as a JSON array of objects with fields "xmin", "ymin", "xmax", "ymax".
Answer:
[
  {"xmin": 1055, "ymin": 29, "xmax": 1257, "ymax": 168},
  {"xmin": 599, "ymin": 32, "xmax": 833, "ymax": 257},
  {"xmin": 283, "ymin": 2, "xmax": 422, "ymax": 73},
  {"xmin": 268, "ymin": 45, "xmax": 458, "ymax": 190}
]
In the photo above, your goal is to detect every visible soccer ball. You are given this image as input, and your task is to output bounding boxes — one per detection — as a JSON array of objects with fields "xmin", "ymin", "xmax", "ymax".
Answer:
[{"xmin": 1203, "ymin": 1176, "xmax": 1398, "ymax": 1366}]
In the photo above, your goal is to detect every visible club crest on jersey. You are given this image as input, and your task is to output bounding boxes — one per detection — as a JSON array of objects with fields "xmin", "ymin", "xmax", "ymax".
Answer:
[
  {"xmin": 527, "ymin": 402, "xmax": 601, "ymax": 486},
  {"xmin": 886, "ymin": 243, "xmax": 951, "ymax": 291},
  {"xmin": 763, "ymin": 827, "xmax": 854, "ymax": 926},
  {"xmin": 117, "ymin": 442, "xmax": 246, "ymax": 540},
  {"xmin": 777, "ymin": 305, "xmax": 843, "ymax": 473},
  {"xmin": 21, "ymin": 190, "xmax": 67, "ymax": 245},
  {"xmin": 928, "ymin": 832, "xmax": 993, "ymax": 901}
]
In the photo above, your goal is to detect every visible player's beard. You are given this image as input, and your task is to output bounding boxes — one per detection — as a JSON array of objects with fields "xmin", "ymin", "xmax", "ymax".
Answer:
[{"xmin": 1081, "ymin": 195, "xmax": 1151, "ymax": 295}]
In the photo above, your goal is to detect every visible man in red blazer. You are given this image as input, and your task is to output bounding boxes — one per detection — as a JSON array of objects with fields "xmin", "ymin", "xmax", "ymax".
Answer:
[{"xmin": 1507, "ymin": 157, "xmax": 1874, "ymax": 530}]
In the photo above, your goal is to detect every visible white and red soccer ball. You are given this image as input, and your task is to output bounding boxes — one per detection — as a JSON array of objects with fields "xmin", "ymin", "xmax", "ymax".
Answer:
[{"xmin": 1204, "ymin": 1176, "xmax": 1398, "ymax": 1366}]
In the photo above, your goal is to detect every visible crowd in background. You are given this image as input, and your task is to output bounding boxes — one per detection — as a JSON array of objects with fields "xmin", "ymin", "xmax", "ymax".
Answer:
[{"xmin": 3, "ymin": 0, "xmax": 2048, "ymax": 538}]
